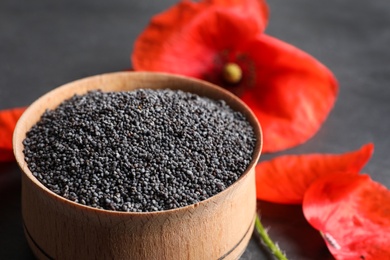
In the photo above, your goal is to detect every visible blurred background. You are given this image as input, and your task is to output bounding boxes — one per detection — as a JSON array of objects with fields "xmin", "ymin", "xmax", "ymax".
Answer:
[{"xmin": 1, "ymin": 0, "xmax": 389, "ymax": 259}]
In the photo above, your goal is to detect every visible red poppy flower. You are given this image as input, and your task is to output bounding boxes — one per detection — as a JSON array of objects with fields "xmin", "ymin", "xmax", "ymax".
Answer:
[
  {"xmin": 255, "ymin": 143, "xmax": 374, "ymax": 204},
  {"xmin": 0, "ymin": 107, "xmax": 25, "ymax": 162},
  {"xmin": 131, "ymin": 0, "xmax": 338, "ymax": 152},
  {"xmin": 303, "ymin": 172, "xmax": 390, "ymax": 260}
]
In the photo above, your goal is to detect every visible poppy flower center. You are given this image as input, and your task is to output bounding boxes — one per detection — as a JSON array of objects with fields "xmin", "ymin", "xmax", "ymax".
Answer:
[{"xmin": 222, "ymin": 62, "xmax": 242, "ymax": 84}]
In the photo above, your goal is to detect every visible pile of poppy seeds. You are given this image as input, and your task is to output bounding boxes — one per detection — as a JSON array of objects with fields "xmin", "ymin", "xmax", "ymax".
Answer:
[{"xmin": 23, "ymin": 89, "xmax": 256, "ymax": 212}]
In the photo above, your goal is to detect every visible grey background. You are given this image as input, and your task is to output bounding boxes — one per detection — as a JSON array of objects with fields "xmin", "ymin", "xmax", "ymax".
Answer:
[{"xmin": 1, "ymin": 0, "xmax": 389, "ymax": 259}]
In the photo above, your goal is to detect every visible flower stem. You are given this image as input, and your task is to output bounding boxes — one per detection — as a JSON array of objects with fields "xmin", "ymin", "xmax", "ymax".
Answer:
[{"xmin": 255, "ymin": 214, "xmax": 288, "ymax": 260}]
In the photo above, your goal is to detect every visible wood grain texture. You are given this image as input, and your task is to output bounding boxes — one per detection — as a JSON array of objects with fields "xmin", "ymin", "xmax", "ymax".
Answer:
[{"xmin": 13, "ymin": 72, "xmax": 262, "ymax": 260}]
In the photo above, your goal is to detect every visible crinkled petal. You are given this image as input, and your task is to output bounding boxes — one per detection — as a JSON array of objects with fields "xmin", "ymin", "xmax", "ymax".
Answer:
[
  {"xmin": 0, "ymin": 107, "xmax": 25, "ymax": 162},
  {"xmin": 303, "ymin": 172, "xmax": 390, "ymax": 260},
  {"xmin": 256, "ymin": 143, "xmax": 374, "ymax": 204},
  {"xmin": 206, "ymin": 0, "xmax": 269, "ymax": 22},
  {"xmin": 240, "ymin": 34, "xmax": 338, "ymax": 152},
  {"xmin": 132, "ymin": 0, "xmax": 268, "ymax": 75}
]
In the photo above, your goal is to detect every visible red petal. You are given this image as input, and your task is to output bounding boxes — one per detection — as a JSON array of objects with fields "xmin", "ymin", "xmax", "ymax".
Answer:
[
  {"xmin": 303, "ymin": 172, "xmax": 390, "ymax": 260},
  {"xmin": 0, "ymin": 107, "xmax": 26, "ymax": 162},
  {"xmin": 206, "ymin": 0, "xmax": 269, "ymax": 22},
  {"xmin": 131, "ymin": 0, "xmax": 268, "ymax": 75},
  {"xmin": 256, "ymin": 143, "xmax": 374, "ymax": 204},
  {"xmin": 240, "ymin": 35, "xmax": 338, "ymax": 152}
]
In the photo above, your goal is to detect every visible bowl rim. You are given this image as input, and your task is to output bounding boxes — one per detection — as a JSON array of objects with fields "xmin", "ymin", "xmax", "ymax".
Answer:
[{"xmin": 13, "ymin": 71, "xmax": 262, "ymax": 216}]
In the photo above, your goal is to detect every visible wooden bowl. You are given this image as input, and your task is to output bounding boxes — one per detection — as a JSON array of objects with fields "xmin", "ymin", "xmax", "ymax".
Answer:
[{"xmin": 13, "ymin": 72, "xmax": 262, "ymax": 260}]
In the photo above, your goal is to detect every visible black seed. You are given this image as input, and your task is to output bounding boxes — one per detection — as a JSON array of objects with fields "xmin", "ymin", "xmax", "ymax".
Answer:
[{"xmin": 23, "ymin": 89, "xmax": 256, "ymax": 212}]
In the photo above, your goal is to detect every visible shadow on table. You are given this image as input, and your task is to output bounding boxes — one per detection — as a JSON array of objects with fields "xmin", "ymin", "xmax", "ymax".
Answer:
[
  {"xmin": 0, "ymin": 162, "xmax": 35, "ymax": 259},
  {"xmin": 256, "ymin": 200, "xmax": 335, "ymax": 260}
]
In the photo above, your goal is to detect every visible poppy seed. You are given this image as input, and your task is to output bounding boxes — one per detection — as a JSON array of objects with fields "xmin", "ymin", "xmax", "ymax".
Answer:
[{"xmin": 23, "ymin": 89, "xmax": 256, "ymax": 212}]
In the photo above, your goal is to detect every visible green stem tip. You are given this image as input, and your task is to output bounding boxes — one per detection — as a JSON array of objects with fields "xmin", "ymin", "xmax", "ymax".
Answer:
[{"xmin": 255, "ymin": 214, "xmax": 288, "ymax": 260}]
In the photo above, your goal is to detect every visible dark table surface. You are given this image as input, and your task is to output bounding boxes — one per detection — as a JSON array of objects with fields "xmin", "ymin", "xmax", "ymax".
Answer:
[{"xmin": 1, "ymin": 0, "xmax": 390, "ymax": 259}]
